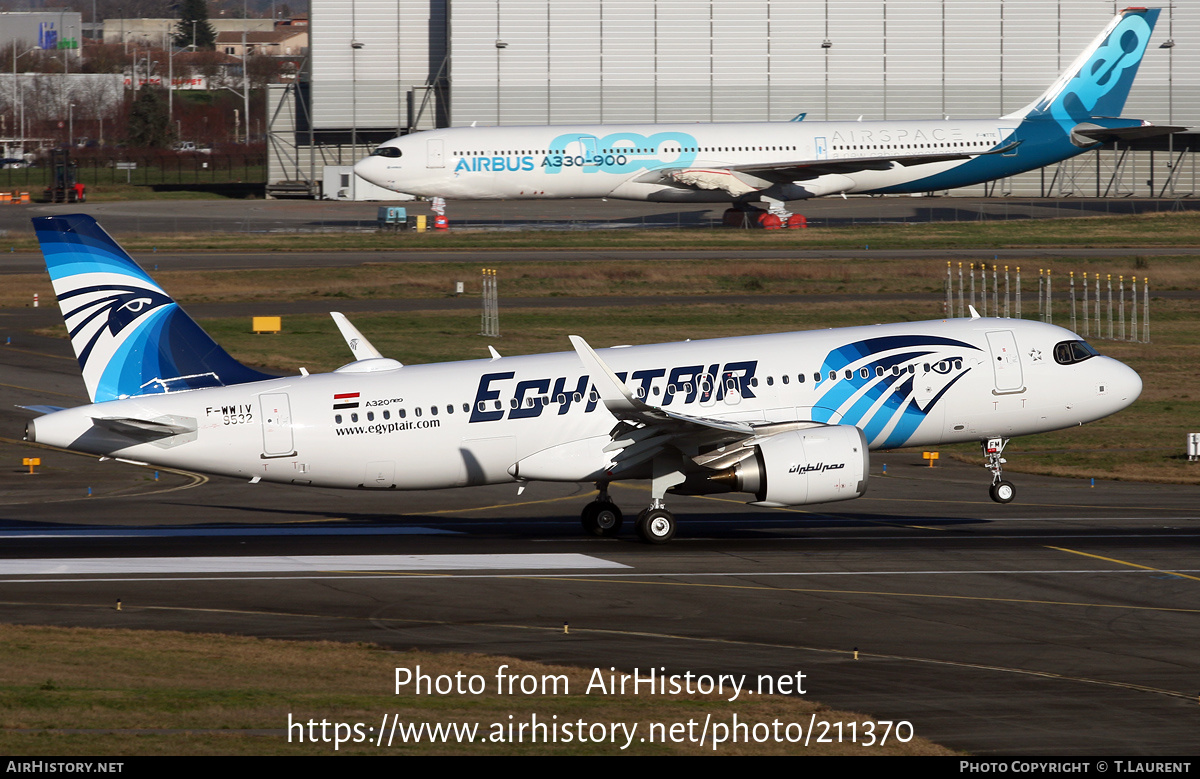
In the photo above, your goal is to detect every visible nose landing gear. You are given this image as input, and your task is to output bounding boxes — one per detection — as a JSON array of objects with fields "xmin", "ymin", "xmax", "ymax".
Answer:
[{"xmin": 984, "ymin": 438, "xmax": 1016, "ymax": 504}]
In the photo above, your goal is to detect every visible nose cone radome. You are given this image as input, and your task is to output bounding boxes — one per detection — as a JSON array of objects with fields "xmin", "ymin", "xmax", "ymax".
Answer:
[
  {"xmin": 1111, "ymin": 359, "xmax": 1143, "ymax": 408},
  {"xmin": 352, "ymin": 156, "xmax": 377, "ymax": 184}
]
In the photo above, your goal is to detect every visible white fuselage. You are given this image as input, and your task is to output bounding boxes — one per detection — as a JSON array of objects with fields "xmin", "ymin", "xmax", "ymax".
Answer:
[
  {"xmin": 352, "ymin": 119, "xmax": 1028, "ymax": 203},
  {"xmin": 29, "ymin": 317, "xmax": 1140, "ymax": 493}
]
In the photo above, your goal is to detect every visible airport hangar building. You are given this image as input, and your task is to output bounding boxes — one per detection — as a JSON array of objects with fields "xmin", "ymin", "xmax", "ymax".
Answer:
[{"xmin": 268, "ymin": 0, "xmax": 1198, "ymax": 200}]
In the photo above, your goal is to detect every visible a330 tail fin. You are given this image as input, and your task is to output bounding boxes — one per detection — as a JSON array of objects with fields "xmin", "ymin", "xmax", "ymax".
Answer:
[
  {"xmin": 1007, "ymin": 7, "xmax": 1160, "ymax": 129},
  {"xmin": 33, "ymin": 215, "xmax": 275, "ymax": 403}
]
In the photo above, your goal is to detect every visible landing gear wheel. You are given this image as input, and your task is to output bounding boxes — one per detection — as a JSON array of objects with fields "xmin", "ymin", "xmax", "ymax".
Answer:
[
  {"xmin": 989, "ymin": 480, "xmax": 1016, "ymax": 504},
  {"xmin": 581, "ymin": 501, "xmax": 623, "ymax": 537},
  {"xmin": 636, "ymin": 508, "xmax": 676, "ymax": 544}
]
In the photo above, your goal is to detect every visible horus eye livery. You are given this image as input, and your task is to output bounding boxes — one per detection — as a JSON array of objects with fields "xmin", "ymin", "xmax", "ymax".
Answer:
[
  {"xmin": 105, "ymin": 288, "xmax": 172, "ymax": 336},
  {"xmin": 119, "ymin": 297, "xmax": 153, "ymax": 314}
]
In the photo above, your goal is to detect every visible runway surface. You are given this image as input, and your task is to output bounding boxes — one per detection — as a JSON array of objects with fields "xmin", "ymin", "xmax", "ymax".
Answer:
[
  {"xmin": 0, "ymin": 205, "xmax": 1197, "ymax": 755},
  {"xmin": 2, "ymin": 195, "xmax": 1197, "ymax": 240}
]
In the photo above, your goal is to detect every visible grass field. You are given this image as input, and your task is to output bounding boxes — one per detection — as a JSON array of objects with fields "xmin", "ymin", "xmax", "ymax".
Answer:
[
  {"xmin": 2, "ymin": 209, "xmax": 1200, "ymax": 251},
  {"xmin": 0, "ymin": 624, "xmax": 952, "ymax": 756}
]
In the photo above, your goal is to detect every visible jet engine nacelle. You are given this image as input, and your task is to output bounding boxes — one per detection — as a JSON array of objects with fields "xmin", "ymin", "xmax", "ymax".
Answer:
[{"xmin": 709, "ymin": 425, "xmax": 869, "ymax": 507}]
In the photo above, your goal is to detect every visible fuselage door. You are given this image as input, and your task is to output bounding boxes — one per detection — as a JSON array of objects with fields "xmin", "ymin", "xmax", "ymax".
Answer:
[
  {"xmin": 723, "ymin": 375, "xmax": 743, "ymax": 405},
  {"xmin": 580, "ymin": 136, "xmax": 600, "ymax": 166},
  {"xmin": 427, "ymin": 139, "xmax": 444, "ymax": 168},
  {"xmin": 985, "ymin": 330, "xmax": 1025, "ymax": 394},
  {"xmin": 814, "ymin": 136, "xmax": 828, "ymax": 160},
  {"xmin": 259, "ymin": 392, "xmax": 297, "ymax": 458},
  {"xmin": 364, "ymin": 460, "xmax": 395, "ymax": 488},
  {"xmin": 698, "ymin": 374, "xmax": 717, "ymax": 408}
]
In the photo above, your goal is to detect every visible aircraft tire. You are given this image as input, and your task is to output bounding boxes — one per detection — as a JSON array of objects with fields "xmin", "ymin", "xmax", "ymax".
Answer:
[
  {"xmin": 581, "ymin": 501, "xmax": 623, "ymax": 537},
  {"xmin": 636, "ymin": 508, "xmax": 676, "ymax": 544},
  {"xmin": 989, "ymin": 480, "xmax": 1016, "ymax": 504}
]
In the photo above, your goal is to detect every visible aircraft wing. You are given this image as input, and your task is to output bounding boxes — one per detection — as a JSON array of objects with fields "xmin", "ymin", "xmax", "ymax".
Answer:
[
  {"xmin": 569, "ymin": 336, "xmax": 822, "ymax": 473},
  {"xmin": 643, "ymin": 139, "xmax": 1021, "ymax": 188}
]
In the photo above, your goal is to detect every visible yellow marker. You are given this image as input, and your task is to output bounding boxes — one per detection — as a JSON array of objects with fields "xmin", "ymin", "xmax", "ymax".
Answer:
[
  {"xmin": 22, "ymin": 457, "xmax": 40, "ymax": 474},
  {"xmin": 116, "ymin": 599, "xmax": 122, "ymax": 611},
  {"xmin": 252, "ymin": 316, "xmax": 281, "ymax": 334},
  {"xmin": 563, "ymin": 621, "xmax": 569, "ymax": 635},
  {"xmin": 922, "ymin": 451, "xmax": 939, "ymax": 467}
]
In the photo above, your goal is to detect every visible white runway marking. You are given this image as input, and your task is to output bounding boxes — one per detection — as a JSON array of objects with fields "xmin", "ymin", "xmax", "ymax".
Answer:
[
  {"xmin": 0, "ymin": 526, "xmax": 459, "ymax": 538},
  {"xmin": 0, "ymin": 553, "xmax": 630, "ymax": 575},
  {"xmin": 3, "ymin": 567, "xmax": 1195, "ymax": 586}
]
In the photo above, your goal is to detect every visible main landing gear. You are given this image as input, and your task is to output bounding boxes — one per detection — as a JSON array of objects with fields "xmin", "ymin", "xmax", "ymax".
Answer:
[
  {"xmin": 580, "ymin": 484, "xmax": 623, "ymax": 537},
  {"xmin": 635, "ymin": 504, "xmax": 676, "ymax": 544},
  {"xmin": 579, "ymin": 465, "xmax": 683, "ymax": 543},
  {"xmin": 983, "ymin": 437, "xmax": 1016, "ymax": 504}
]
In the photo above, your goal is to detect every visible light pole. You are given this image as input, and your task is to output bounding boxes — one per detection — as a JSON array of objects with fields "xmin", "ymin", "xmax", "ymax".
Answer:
[
  {"xmin": 68, "ymin": 103, "xmax": 75, "ymax": 147},
  {"xmin": 164, "ymin": 30, "xmax": 174, "ymax": 123},
  {"xmin": 13, "ymin": 45, "xmax": 39, "ymax": 156},
  {"xmin": 242, "ymin": 27, "xmax": 249, "ymax": 143}
]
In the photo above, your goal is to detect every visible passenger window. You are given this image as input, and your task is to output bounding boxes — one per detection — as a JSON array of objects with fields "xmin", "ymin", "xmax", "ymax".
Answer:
[{"xmin": 335, "ymin": 414, "xmax": 342, "ymax": 424}]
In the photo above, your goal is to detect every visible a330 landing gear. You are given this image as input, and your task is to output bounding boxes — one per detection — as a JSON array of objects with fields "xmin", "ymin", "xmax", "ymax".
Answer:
[
  {"xmin": 580, "ymin": 483, "xmax": 623, "ymax": 537},
  {"xmin": 983, "ymin": 437, "xmax": 1016, "ymax": 504}
]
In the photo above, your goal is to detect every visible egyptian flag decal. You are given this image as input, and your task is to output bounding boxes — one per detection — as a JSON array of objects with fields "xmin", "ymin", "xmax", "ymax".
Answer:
[{"xmin": 333, "ymin": 392, "xmax": 360, "ymax": 410}]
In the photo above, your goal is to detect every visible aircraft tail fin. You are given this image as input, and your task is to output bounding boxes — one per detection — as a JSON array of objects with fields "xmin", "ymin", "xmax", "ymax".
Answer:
[
  {"xmin": 32, "ymin": 215, "xmax": 275, "ymax": 404},
  {"xmin": 1005, "ymin": 8, "xmax": 1160, "ymax": 125}
]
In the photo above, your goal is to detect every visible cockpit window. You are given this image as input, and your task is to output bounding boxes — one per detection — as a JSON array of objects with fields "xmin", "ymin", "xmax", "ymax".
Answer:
[
  {"xmin": 1053, "ymin": 340, "xmax": 1099, "ymax": 365},
  {"xmin": 370, "ymin": 147, "xmax": 402, "ymax": 158}
]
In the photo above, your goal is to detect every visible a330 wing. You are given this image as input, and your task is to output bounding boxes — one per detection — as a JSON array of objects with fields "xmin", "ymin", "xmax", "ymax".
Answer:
[{"xmin": 638, "ymin": 139, "xmax": 1021, "ymax": 190}]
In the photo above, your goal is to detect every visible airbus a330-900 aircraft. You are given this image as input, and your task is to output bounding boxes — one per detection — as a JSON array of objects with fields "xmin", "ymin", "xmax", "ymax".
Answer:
[
  {"xmin": 354, "ymin": 8, "xmax": 1174, "ymax": 221},
  {"xmin": 26, "ymin": 216, "xmax": 1141, "ymax": 542}
]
